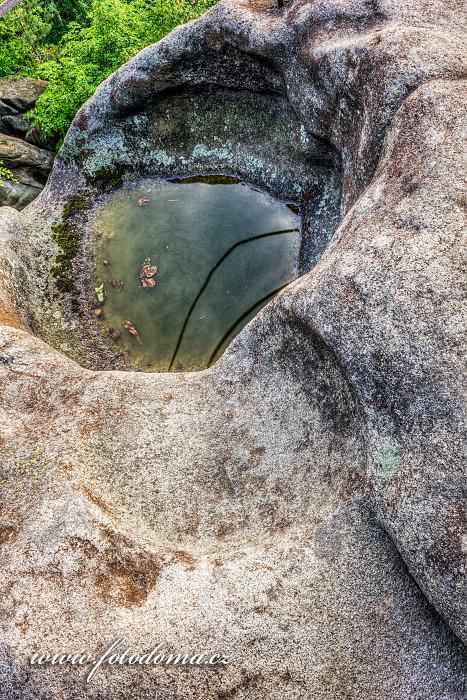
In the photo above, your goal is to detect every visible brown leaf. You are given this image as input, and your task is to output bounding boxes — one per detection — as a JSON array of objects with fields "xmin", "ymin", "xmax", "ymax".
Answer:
[
  {"xmin": 107, "ymin": 327, "xmax": 121, "ymax": 340},
  {"xmin": 123, "ymin": 320, "xmax": 138, "ymax": 337},
  {"xmin": 141, "ymin": 265, "xmax": 157, "ymax": 278},
  {"xmin": 141, "ymin": 277, "xmax": 156, "ymax": 288}
]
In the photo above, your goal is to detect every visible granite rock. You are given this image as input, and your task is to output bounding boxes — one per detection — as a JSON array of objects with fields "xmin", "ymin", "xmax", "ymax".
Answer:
[
  {"xmin": 0, "ymin": 134, "xmax": 54, "ymax": 209},
  {"xmin": 0, "ymin": 1, "xmax": 465, "ymax": 699}
]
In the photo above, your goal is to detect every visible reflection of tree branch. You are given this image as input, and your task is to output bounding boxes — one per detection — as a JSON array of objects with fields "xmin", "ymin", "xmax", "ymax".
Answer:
[
  {"xmin": 168, "ymin": 228, "xmax": 297, "ymax": 370},
  {"xmin": 0, "ymin": 0, "xmax": 23, "ymax": 18},
  {"xmin": 208, "ymin": 281, "xmax": 291, "ymax": 367}
]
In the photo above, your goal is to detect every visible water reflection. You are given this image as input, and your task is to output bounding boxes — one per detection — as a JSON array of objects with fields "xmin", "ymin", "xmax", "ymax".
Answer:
[{"xmin": 89, "ymin": 179, "xmax": 300, "ymax": 371}]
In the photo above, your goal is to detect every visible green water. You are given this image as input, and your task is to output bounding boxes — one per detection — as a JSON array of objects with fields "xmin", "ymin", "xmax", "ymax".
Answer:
[{"xmin": 89, "ymin": 179, "xmax": 300, "ymax": 371}]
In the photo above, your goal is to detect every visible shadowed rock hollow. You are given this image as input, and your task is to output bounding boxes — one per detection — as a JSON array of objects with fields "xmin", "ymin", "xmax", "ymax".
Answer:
[{"xmin": 0, "ymin": 1, "xmax": 466, "ymax": 699}]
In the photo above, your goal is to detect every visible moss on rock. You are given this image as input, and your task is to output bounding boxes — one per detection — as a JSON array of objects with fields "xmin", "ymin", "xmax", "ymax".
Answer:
[{"xmin": 50, "ymin": 192, "xmax": 90, "ymax": 295}]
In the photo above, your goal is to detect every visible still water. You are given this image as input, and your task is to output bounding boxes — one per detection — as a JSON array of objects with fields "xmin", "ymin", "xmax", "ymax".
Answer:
[{"xmin": 89, "ymin": 179, "xmax": 300, "ymax": 371}]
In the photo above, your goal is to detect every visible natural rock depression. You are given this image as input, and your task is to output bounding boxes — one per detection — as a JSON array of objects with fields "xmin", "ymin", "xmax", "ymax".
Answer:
[
  {"xmin": 0, "ymin": 1, "xmax": 465, "ymax": 699},
  {"xmin": 89, "ymin": 178, "xmax": 300, "ymax": 371}
]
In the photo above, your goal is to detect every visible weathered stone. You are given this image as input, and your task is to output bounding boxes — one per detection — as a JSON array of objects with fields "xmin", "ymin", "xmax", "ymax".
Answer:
[
  {"xmin": 0, "ymin": 113, "xmax": 29, "ymax": 136},
  {"xmin": 0, "ymin": 134, "xmax": 54, "ymax": 208},
  {"xmin": 0, "ymin": 100, "xmax": 19, "ymax": 117},
  {"xmin": 0, "ymin": 133, "xmax": 53, "ymax": 172},
  {"xmin": 0, "ymin": 2, "xmax": 465, "ymax": 699},
  {"xmin": 0, "ymin": 80, "xmax": 53, "ymax": 209},
  {"xmin": 0, "ymin": 77, "xmax": 47, "ymax": 112},
  {"xmin": 0, "ymin": 179, "xmax": 41, "ymax": 209},
  {"xmin": 24, "ymin": 123, "xmax": 56, "ymax": 150}
]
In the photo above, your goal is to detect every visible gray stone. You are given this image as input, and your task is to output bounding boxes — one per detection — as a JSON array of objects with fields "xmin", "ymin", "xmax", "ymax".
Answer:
[
  {"xmin": 0, "ymin": 80, "xmax": 53, "ymax": 210},
  {"xmin": 0, "ymin": 134, "xmax": 54, "ymax": 171},
  {"xmin": 0, "ymin": 77, "xmax": 47, "ymax": 112},
  {"xmin": 0, "ymin": 1, "xmax": 465, "ymax": 699},
  {"xmin": 0, "ymin": 100, "xmax": 19, "ymax": 117},
  {"xmin": 0, "ymin": 179, "xmax": 41, "ymax": 209},
  {"xmin": 0, "ymin": 134, "xmax": 54, "ymax": 209},
  {"xmin": 0, "ymin": 114, "xmax": 30, "ymax": 136},
  {"xmin": 24, "ymin": 123, "xmax": 56, "ymax": 151}
]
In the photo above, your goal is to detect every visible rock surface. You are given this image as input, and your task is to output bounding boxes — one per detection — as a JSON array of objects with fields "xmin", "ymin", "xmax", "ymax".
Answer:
[
  {"xmin": 0, "ymin": 2, "xmax": 466, "ymax": 700},
  {"xmin": 0, "ymin": 78, "xmax": 47, "ymax": 113},
  {"xmin": 0, "ymin": 78, "xmax": 54, "ymax": 209}
]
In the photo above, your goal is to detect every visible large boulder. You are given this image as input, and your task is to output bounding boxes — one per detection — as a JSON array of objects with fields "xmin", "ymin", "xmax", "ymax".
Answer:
[{"xmin": 0, "ymin": 2, "xmax": 465, "ymax": 699}]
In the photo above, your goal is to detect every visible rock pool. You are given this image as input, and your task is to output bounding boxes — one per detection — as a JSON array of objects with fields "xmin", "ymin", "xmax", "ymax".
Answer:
[{"xmin": 89, "ymin": 178, "xmax": 300, "ymax": 371}]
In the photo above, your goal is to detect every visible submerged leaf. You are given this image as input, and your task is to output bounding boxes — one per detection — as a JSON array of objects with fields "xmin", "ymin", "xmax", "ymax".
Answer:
[
  {"xmin": 142, "ymin": 265, "xmax": 157, "ymax": 278},
  {"xmin": 107, "ymin": 327, "xmax": 121, "ymax": 340},
  {"xmin": 139, "ymin": 258, "xmax": 158, "ymax": 288},
  {"xmin": 123, "ymin": 320, "xmax": 143, "ymax": 344},
  {"xmin": 141, "ymin": 277, "xmax": 156, "ymax": 288}
]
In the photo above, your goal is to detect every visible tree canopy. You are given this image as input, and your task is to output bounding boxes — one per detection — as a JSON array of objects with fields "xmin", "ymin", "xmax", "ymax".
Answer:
[{"xmin": 0, "ymin": 0, "xmax": 217, "ymax": 143}]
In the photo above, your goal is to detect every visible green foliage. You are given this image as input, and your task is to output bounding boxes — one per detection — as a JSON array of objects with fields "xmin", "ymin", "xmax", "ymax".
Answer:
[
  {"xmin": 0, "ymin": 0, "xmax": 55, "ymax": 77},
  {"xmin": 0, "ymin": 160, "xmax": 17, "ymax": 186},
  {"xmin": 0, "ymin": 0, "xmax": 89, "ymax": 77},
  {"xmin": 47, "ymin": 0, "xmax": 91, "ymax": 42},
  {"xmin": 0, "ymin": 0, "xmax": 217, "ymax": 143},
  {"xmin": 94, "ymin": 283, "xmax": 104, "ymax": 302}
]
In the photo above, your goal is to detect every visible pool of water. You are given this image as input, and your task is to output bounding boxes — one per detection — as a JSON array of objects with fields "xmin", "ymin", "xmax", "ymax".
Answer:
[{"xmin": 89, "ymin": 179, "xmax": 300, "ymax": 371}]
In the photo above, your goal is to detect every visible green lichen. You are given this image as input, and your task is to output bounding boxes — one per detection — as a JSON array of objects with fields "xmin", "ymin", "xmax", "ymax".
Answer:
[
  {"xmin": 192, "ymin": 144, "xmax": 232, "ymax": 161},
  {"xmin": 15, "ymin": 449, "xmax": 47, "ymax": 484},
  {"xmin": 150, "ymin": 150, "xmax": 175, "ymax": 167},
  {"xmin": 374, "ymin": 443, "xmax": 402, "ymax": 481}
]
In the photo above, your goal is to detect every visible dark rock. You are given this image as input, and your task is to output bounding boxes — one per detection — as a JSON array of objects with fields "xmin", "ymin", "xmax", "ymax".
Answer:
[
  {"xmin": 0, "ymin": 134, "xmax": 54, "ymax": 209},
  {"xmin": 0, "ymin": 114, "xmax": 29, "ymax": 137},
  {"xmin": 0, "ymin": 80, "xmax": 54, "ymax": 209},
  {"xmin": 24, "ymin": 123, "xmax": 57, "ymax": 151},
  {"xmin": 0, "ymin": 100, "xmax": 19, "ymax": 117}
]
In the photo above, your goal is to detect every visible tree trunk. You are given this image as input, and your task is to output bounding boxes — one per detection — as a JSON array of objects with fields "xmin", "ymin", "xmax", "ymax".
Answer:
[{"xmin": 0, "ymin": 0, "xmax": 23, "ymax": 18}]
